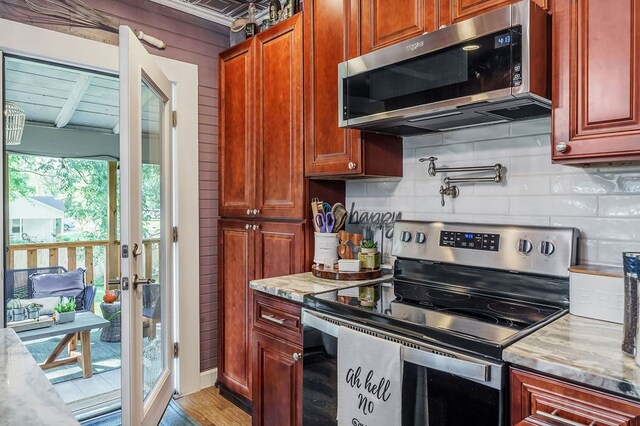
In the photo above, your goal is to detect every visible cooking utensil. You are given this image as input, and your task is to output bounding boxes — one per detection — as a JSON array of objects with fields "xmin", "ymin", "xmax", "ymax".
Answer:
[
  {"xmin": 331, "ymin": 203, "xmax": 347, "ymax": 232},
  {"xmin": 311, "ymin": 198, "xmax": 324, "ymax": 232},
  {"xmin": 24, "ymin": 0, "xmax": 166, "ymax": 49},
  {"xmin": 315, "ymin": 212, "xmax": 335, "ymax": 233}
]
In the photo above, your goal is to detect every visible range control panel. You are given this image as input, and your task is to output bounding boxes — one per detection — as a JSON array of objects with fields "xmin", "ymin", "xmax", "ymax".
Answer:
[
  {"xmin": 439, "ymin": 231, "xmax": 500, "ymax": 251},
  {"xmin": 391, "ymin": 221, "xmax": 579, "ymax": 278}
]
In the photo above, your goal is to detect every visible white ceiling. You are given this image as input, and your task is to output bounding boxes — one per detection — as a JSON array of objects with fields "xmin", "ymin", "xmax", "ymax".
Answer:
[{"xmin": 4, "ymin": 56, "xmax": 161, "ymax": 161}]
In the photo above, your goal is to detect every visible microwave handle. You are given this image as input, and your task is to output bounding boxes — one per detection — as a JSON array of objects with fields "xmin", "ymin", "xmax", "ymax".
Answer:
[{"xmin": 302, "ymin": 309, "xmax": 489, "ymax": 382}]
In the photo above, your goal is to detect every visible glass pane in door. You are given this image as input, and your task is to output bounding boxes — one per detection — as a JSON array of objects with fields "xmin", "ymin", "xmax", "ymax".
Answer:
[{"xmin": 141, "ymin": 80, "xmax": 164, "ymax": 400}]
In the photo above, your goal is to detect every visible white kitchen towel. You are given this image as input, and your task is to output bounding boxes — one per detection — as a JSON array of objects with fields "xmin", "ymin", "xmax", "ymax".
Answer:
[{"xmin": 337, "ymin": 325, "xmax": 402, "ymax": 426}]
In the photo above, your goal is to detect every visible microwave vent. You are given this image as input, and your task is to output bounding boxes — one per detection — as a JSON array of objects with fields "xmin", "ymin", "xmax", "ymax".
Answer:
[{"xmin": 486, "ymin": 103, "xmax": 550, "ymax": 120}]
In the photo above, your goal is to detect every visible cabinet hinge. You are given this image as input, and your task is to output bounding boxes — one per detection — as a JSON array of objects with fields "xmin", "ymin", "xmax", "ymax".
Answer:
[
  {"xmin": 173, "ymin": 226, "xmax": 178, "ymax": 242},
  {"xmin": 172, "ymin": 111, "xmax": 177, "ymax": 128},
  {"xmin": 174, "ymin": 342, "xmax": 179, "ymax": 358}
]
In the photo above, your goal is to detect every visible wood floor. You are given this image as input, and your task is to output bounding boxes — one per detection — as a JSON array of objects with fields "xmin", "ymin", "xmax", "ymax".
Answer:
[{"xmin": 175, "ymin": 386, "xmax": 251, "ymax": 426}]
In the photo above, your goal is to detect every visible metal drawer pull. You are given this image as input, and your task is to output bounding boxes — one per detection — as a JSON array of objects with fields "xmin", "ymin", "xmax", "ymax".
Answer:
[
  {"xmin": 536, "ymin": 409, "xmax": 596, "ymax": 426},
  {"xmin": 261, "ymin": 314, "xmax": 286, "ymax": 325}
]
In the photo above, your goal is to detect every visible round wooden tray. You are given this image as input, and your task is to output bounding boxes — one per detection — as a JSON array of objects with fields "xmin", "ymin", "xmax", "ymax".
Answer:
[{"xmin": 311, "ymin": 264, "xmax": 382, "ymax": 281}]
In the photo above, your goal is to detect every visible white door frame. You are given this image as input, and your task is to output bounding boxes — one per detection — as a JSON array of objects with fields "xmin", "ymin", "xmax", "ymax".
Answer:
[{"xmin": 0, "ymin": 18, "xmax": 201, "ymax": 396}]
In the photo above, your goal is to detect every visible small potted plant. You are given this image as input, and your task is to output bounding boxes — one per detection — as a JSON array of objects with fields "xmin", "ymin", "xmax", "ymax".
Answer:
[
  {"xmin": 358, "ymin": 240, "xmax": 381, "ymax": 269},
  {"xmin": 54, "ymin": 298, "xmax": 77, "ymax": 324}
]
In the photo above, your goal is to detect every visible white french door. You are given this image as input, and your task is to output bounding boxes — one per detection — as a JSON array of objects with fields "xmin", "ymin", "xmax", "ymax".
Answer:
[{"xmin": 119, "ymin": 26, "xmax": 174, "ymax": 426}]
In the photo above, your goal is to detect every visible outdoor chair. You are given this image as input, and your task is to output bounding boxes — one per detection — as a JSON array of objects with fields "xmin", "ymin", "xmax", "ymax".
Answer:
[
  {"xmin": 5, "ymin": 266, "xmax": 95, "ymax": 312},
  {"xmin": 142, "ymin": 283, "xmax": 161, "ymax": 340}
]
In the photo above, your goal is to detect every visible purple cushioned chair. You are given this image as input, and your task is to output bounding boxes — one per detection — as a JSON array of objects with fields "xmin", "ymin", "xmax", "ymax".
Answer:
[{"xmin": 4, "ymin": 267, "xmax": 95, "ymax": 312}]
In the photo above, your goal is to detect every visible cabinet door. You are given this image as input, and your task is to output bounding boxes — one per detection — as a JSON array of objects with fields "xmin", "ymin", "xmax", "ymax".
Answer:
[
  {"xmin": 252, "ymin": 330, "xmax": 302, "ymax": 426},
  {"xmin": 552, "ymin": 0, "xmax": 640, "ymax": 163},
  {"xmin": 255, "ymin": 221, "xmax": 305, "ymax": 280},
  {"xmin": 255, "ymin": 16, "xmax": 305, "ymax": 219},
  {"xmin": 304, "ymin": 0, "xmax": 363, "ymax": 176},
  {"xmin": 219, "ymin": 40, "xmax": 256, "ymax": 218},
  {"xmin": 443, "ymin": 0, "xmax": 548, "ymax": 26},
  {"xmin": 218, "ymin": 220, "xmax": 255, "ymax": 399},
  {"xmin": 360, "ymin": 0, "xmax": 437, "ymax": 53},
  {"xmin": 511, "ymin": 368, "xmax": 640, "ymax": 425}
]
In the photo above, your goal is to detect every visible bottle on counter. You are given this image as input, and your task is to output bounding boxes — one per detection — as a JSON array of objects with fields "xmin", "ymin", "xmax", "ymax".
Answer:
[
  {"xmin": 245, "ymin": 2, "xmax": 258, "ymax": 38},
  {"xmin": 622, "ymin": 252, "xmax": 640, "ymax": 356}
]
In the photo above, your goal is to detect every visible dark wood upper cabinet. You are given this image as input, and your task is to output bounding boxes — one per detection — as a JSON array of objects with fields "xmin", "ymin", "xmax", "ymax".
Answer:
[
  {"xmin": 511, "ymin": 368, "xmax": 640, "ymax": 425},
  {"xmin": 359, "ymin": 0, "xmax": 438, "ymax": 54},
  {"xmin": 219, "ymin": 39, "xmax": 255, "ymax": 218},
  {"xmin": 443, "ymin": 0, "xmax": 548, "ymax": 25},
  {"xmin": 303, "ymin": 0, "xmax": 403, "ymax": 178},
  {"xmin": 220, "ymin": 16, "xmax": 305, "ymax": 219},
  {"xmin": 255, "ymin": 221, "xmax": 305, "ymax": 280},
  {"xmin": 552, "ymin": 0, "xmax": 640, "ymax": 164},
  {"xmin": 255, "ymin": 15, "xmax": 305, "ymax": 218}
]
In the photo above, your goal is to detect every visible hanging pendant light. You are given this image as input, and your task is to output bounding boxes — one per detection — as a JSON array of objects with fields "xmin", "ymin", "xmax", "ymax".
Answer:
[{"xmin": 4, "ymin": 101, "xmax": 26, "ymax": 146}]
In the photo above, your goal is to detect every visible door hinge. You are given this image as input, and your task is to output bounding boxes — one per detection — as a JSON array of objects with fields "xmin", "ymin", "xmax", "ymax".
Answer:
[
  {"xmin": 172, "ymin": 110, "xmax": 177, "ymax": 128},
  {"xmin": 173, "ymin": 226, "xmax": 178, "ymax": 242},
  {"xmin": 173, "ymin": 342, "xmax": 179, "ymax": 358}
]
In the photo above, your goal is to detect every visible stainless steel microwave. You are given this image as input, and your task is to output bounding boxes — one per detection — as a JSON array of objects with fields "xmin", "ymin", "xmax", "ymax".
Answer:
[{"xmin": 338, "ymin": 0, "xmax": 550, "ymax": 136}]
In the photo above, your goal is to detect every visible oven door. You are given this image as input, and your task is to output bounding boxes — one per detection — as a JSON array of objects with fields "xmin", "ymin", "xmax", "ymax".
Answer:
[{"xmin": 301, "ymin": 309, "xmax": 506, "ymax": 425}]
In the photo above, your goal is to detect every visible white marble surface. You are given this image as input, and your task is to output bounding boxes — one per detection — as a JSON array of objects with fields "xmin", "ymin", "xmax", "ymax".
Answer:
[
  {"xmin": 249, "ymin": 272, "xmax": 393, "ymax": 302},
  {"xmin": 0, "ymin": 328, "xmax": 79, "ymax": 425},
  {"xmin": 504, "ymin": 314, "xmax": 640, "ymax": 400}
]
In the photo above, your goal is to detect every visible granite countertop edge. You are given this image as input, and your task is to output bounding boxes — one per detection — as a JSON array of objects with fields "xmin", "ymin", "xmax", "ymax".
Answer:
[
  {"xmin": 249, "ymin": 271, "xmax": 393, "ymax": 302},
  {"xmin": 0, "ymin": 328, "xmax": 79, "ymax": 425},
  {"xmin": 504, "ymin": 314, "xmax": 640, "ymax": 401}
]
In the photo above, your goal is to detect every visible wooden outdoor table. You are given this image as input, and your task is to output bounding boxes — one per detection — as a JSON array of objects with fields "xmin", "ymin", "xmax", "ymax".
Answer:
[{"xmin": 17, "ymin": 311, "xmax": 110, "ymax": 378}]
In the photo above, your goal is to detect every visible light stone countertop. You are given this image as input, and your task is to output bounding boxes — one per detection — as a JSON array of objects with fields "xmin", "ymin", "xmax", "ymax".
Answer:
[
  {"xmin": 0, "ymin": 328, "xmax": 79, "ymax": 425},
  {"xmin": 504, "ymin": 314, "xmax": 640, "ymax": 400},
  {"xmin": 249, "ymin": 272, "xmax": 393, "ymax": 302}
]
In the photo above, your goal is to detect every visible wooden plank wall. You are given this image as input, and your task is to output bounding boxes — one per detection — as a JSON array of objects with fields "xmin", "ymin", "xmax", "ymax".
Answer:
[{"xmin": 0, "ymin": 0, "xmax": 228, "ymax": 371}]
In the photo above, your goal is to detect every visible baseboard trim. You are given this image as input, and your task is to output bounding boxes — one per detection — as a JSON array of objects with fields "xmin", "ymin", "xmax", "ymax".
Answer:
[{"xmin": 200, "ymin": 368, "xmax": 218, "ymax": 390}]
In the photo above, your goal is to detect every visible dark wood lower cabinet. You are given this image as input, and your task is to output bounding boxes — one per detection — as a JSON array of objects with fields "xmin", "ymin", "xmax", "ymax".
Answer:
[
  {"xmin": 252, "ymin": 292, "xmax": 303, "ymax": 426},
  {"xmin": 510, "ymin": 368, "xmax": 640, "ymax": 426}
]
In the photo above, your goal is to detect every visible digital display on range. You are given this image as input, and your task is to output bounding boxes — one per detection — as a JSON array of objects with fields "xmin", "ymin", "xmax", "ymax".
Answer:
[
  {"xmin": 495, "ymin": 32, "xmax": 511, "ymax": 48},
  {"xmin": 439, "ymin": 231, "xmax": 500, "ymax": 252}
]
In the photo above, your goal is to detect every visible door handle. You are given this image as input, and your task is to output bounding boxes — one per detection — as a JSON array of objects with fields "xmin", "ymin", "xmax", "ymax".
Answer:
[
  {"xmin": 132, "ymin": 243, "xmax": 143, "ymax": 259},
  {"xmin": 132, "ymin": 274, "xmax": 156, "ymax": 291}
]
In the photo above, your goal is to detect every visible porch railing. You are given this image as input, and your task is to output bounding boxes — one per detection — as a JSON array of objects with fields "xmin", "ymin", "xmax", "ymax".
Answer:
[{"xmin": 8, "ymin": 239, "xmax": 160, "ymax": 286}]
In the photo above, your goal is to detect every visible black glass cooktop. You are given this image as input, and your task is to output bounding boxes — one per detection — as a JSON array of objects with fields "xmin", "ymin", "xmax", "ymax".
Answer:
[{"xmin": 304, "ymin": 280, "xmax": 565, "ymax": 359}]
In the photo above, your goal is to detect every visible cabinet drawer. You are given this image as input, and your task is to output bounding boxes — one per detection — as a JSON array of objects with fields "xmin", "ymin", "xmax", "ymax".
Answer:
[
  {"xmin": 253, "ymin": 292, "xmax": 302, "ymax": 345},
  {"xmin": 510, "ymin": 368, "xmax": 640, "ymax": 426}
]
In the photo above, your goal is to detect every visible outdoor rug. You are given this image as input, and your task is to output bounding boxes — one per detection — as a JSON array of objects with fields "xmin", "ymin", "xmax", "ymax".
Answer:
[
  {"xmin": 23, "ymin": 329, "xmax": 121, "ymax": 384},
  {"xmin": 80, "ymin": 399, "xmax": 200, "ymax": 426}
]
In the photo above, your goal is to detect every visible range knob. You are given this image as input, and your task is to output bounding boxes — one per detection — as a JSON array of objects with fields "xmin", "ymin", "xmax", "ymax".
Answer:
[
  {"xmin": 401, "ymin": 231, "xmax": 412, "ymax": 243},
  {"xmin": 539, "ymin": 241, "xmax": 556, "ymax": 256},
  {"xmin": 415, "ymin": 232, "xmax": 427, "ymax": 244},
  {"xmin": 517, "ymin": 239, "xmax": 533, "ymax": 254}
]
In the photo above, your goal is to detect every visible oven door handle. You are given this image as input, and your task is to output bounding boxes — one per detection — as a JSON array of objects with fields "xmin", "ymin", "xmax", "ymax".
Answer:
[
  {"xmin": 302, "ymin": 309, "xmax": 490, "ymax": 383},
  {"xmin": 401, "ymin": 346, "xmax": 489, "ymax": 382}
]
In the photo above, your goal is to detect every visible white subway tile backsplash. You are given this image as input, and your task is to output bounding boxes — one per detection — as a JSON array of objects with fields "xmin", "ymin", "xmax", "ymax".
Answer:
[
  {"xmin": 550, "ymin": 173, "xmax": 615, "ymax": 194},
  {"xmin": 597, "ymin": 240, "xmax": 640, "ymax": 265},
  {"xmin": 551, "ymin": 217, "xmax": 640, "ymax": 241},
  {"xmin": 346, "ymin": 181, "xmax": 367, "ymax": 196},
  {"xmin": 347, "ymin": 127, "xmax": 640, "ymax": 267},
  {"xmin": 510, "ymin": 196, "xmax": 598, "ymax": 217},
  {"xmin": 473, "ymin": 135, "xmax": 550, "ymax": 160},
  {"xmin": 599, "ymin": 196, "xmax": 640, "ymax": 217},
  {"xmin": 442, "ymin": 123, "xmax": 510, "ymax": 143},
  {"xmin": 509, "ymin": 117, "xmax": 551, "ymax": 137}
]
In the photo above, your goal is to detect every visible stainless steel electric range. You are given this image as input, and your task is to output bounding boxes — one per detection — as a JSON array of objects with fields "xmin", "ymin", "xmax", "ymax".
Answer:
[{"xmin": 301, "ymin": 221, "xmax": 579, "ymax": 425}]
